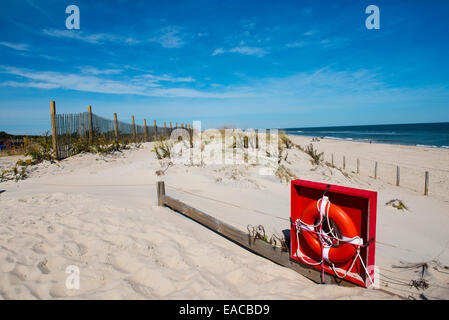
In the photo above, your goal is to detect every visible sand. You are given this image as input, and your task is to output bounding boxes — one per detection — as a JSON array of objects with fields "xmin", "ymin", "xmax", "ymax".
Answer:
[{"xmin": 0, "ymin": 136, "xmax": 448, "ymax": 299}]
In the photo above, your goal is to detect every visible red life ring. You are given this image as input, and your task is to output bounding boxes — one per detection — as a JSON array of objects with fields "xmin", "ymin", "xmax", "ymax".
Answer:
[{"xmin": 299, "ymin": 199, "xmax": 362, "ymax": 264}]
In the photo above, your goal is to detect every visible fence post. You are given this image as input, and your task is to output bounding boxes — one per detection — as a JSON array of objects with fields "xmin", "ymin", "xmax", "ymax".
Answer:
[
  {"xmin": 343, "ymin": 156, "xmax": 346, "ymax": 170},
  {"xmin": 357, "ymin": 159, "xmax": 360, "ymax": 174},
  {"xmin": 154, "ymin": 120, "xmax": 158, "ymax": 140},
  {"xmin": 164, "ymin": 121, "xmax": 167, "ymax": 138},
  {"xmin": 143, "ymin": 119, "xmax": 148, "ymax": 142},
  {"xmin": 424, "ymin": 171, "xmax": 429, "ymax": 196},
  {"xmin": 131, "ymin": 116, "xmax": 136, "ymax": 142},
  {"xmin": 113, "ymin": 113, "xmax": 118, "ymax": 141},
  {"xmin": 255, "ymin": 129, "xmax": 259, "ymax": 149},
  {"xmin": 157, "ymin": 181, "xmax": 166, "ymax": 206},
  {"xmin": 88, "ymin": 105, "xmax": 93, "ymax": 144},
  {"xmin": 50, "ymin": 101, "xmax": 59, "ymax": 160},
  {"xmin": 331, "ymin": 154, "xmax": 334, "ymax": 166},
  {"xmin": 396, "ymin": 166, "xmax": 400, "ymax": 186},
  {"xmin": 374, "ymin": 161, "xmax": 378, "ymax": 179},
  {"xmin": 170, "ymin": 122, "xmax": 172, "ymax": 129}
]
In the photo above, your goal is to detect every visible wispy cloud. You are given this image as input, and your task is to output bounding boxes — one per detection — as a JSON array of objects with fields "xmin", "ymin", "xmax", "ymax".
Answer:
[
  {"xmin": 78, "ymin": 66, "xmax": 123, "ymax": 75},
  {"xmin": 150, "ymin": 26, "xmax": 185, "ymax": 48},
  {"xmin": 0, "ymin": 42, "xmax": 30, "ymax": 51},
  {"xmin": 212, "ymin": 46, "xmax": 268, "ymax": 57},
  {"xmin": 0, "ymin": 66, "xmax": 250, "ymax": 98},
  {"xmin": 286, "ymin": 41, "xmax": 308, "ymax": 48},
  {"xmin": 1, "ymin": 64, "xmax": 447, "ymax": 109},
  {"xmin": 42, "ymin": 29, "xmax": 139, "ymax": 45},
  {"xmin": 139, "ymin": 74, "xmax": 195, "ymax": 83}
]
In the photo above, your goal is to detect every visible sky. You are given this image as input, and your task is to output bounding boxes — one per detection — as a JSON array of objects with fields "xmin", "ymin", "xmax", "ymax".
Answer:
[{"xmin": 0, "ymin": 0, "xmax": 449, "ymax": 134}]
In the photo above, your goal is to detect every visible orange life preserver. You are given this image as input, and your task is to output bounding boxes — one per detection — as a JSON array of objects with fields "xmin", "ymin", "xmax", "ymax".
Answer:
[{"xmin": 298, "ymin": 197, "xmax": 363, "ymax": 264}]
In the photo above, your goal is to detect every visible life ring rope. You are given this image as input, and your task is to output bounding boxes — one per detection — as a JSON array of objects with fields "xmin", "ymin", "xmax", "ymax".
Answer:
[{"xmin": 293, "ymin": 195, "xmax": 374, "ymax": 286}]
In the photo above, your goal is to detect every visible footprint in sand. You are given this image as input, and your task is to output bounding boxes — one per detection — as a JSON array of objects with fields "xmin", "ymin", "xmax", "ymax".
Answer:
[
  {"xmin": 37, "ymin": 258, "xmax": 51, "ymax": 274},
  {"xmin": 32, "ymin": 241, "xmax": 51, "ymax": 254},
  {"xmin": 63, "ymin": 241, "xmax": 88, "ymax": 258}
]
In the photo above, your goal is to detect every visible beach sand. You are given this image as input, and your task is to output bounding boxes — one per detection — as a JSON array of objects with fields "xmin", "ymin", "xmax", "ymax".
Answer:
[{"xmin": 0, "ymin": 136, "xmax": 448, "ymax": 299}]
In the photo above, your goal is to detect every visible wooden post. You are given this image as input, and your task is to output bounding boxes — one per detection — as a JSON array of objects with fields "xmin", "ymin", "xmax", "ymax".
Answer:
[
  {"xmin": 343, "ymin": 156, "xmax": 346, "ymax": 170},
  {"xmin": 357, "ymin": 159, "xmax": 360, "ymax": 174},
  {"xmin": 396, "ymin": 166, "xmax": 400, "ymax": 186},
  {"xmin": 424, "ymin": 171, "xmax": 429, "ymax": 196},
  {"xmin": 143, "ymin": 119, "xmax": 148, "ymax": 142},
  {"xmin": 255, "ymin": 129, "xmax": 259, "ymax": 149},
  {"xmin": 88, "ymin": 105, "xmax": 93, "ymax": 144},
  {"xmin": 164, "ymin": 121, "xmax": 167, "ymax": 138},
  {"xmin": 374, "ymin": 161, "xmax": 378, "ymax": 179},
  {"xmin": 331, "ymin": 154, "xmax": 334, "ymax": 167},
  {"xmin": 157, "ymin": 181, "xmax": 165, "ymax": 206},
  {"xmin": 50, "ymin": 101, "xmax": 59, "ymax": 160},
  {"xmin": 131, "ymin": 116, "xmax": 136, "ymax": 142},
  {"xmin": 113, "ymin": 113, "xmax": 118, "ymax": 141},
  {"xmin": 170, "ymin": 122, "xmax": 172, "ymax": 129},
  {"xmin": 154, "ymin": 120, "xmax": 158, "ymax": 140}
]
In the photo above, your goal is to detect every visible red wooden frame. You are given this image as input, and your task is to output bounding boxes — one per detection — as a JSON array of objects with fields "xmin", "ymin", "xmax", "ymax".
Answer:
[{"xmin": 290, "ymin": 179, "xmax": 377, "ymax": 287}]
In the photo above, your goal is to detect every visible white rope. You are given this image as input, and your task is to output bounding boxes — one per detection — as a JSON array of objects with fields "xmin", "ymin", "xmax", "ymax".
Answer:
[{"xmin": 294, "ymin": 196, "xmax": 375, "ymax": 286}]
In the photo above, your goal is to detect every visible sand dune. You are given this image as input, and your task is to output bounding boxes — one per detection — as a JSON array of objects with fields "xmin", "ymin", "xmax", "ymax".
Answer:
[{"xmin": 0, "ymin": 138, "xmax": 448, "ymax": 299}]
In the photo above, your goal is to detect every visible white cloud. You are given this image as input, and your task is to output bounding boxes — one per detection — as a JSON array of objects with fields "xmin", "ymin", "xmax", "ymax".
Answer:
[
  {"xmin": 2, "ymin": 64, "xmax": 446, "ymax": 110},
  {"xmin": 78, "ymin": 66, "xmax": 123, "ymax": 75},
  {"xmin": 150, "ymin": 26, "xmax": 185, "ymax": 48},
  {"xmin": 212, "ymin": 46, "xmax": 268, "ymax": 57},
  {"xmin": 140, "ymin": 74, "xmax": 195, "ymax": 83},
  {"xmin": 42, "ymin": 29, "xmax": 139, "ymax": 45},
  {"xmin": 0, "ymin": 66, "xmax": 250, "ymax": 98},
  {"xmin": 0, "ymin": 42, "xmax": 29, "ymax": 51},
  {"xmin": 211, "ymin": 48, "xmax": 225, "ymax": 56},
  {"xmin": 286, "ymin": 41, "xmax": 308, "ymax": 48}
]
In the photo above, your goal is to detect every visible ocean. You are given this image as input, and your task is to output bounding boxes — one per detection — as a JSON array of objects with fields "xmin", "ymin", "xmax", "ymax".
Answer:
[{"xmin": 283, "ymin": 122, "xmax": 449, "ymax": 148}]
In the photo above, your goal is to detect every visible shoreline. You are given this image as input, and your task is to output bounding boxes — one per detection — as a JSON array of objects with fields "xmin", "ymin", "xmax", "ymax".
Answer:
[{"xmin": 285, "ymin": 133, "xmax": 449, "ymax": 150}]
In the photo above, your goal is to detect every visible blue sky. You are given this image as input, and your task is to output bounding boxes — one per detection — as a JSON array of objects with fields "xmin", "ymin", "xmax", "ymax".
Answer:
[{"xmin": 0, "ymin": 0, "xmax": 449, "ymax": 134}]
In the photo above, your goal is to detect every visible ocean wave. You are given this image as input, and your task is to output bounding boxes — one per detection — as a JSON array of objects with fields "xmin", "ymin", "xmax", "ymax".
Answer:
[
  {"xmin": 416, "ymin": 144, "xmax": 439, "ymax": 148},
  {"xmin": 323, "ymin": 136, "xmax": 353, "ymax": 141}
]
